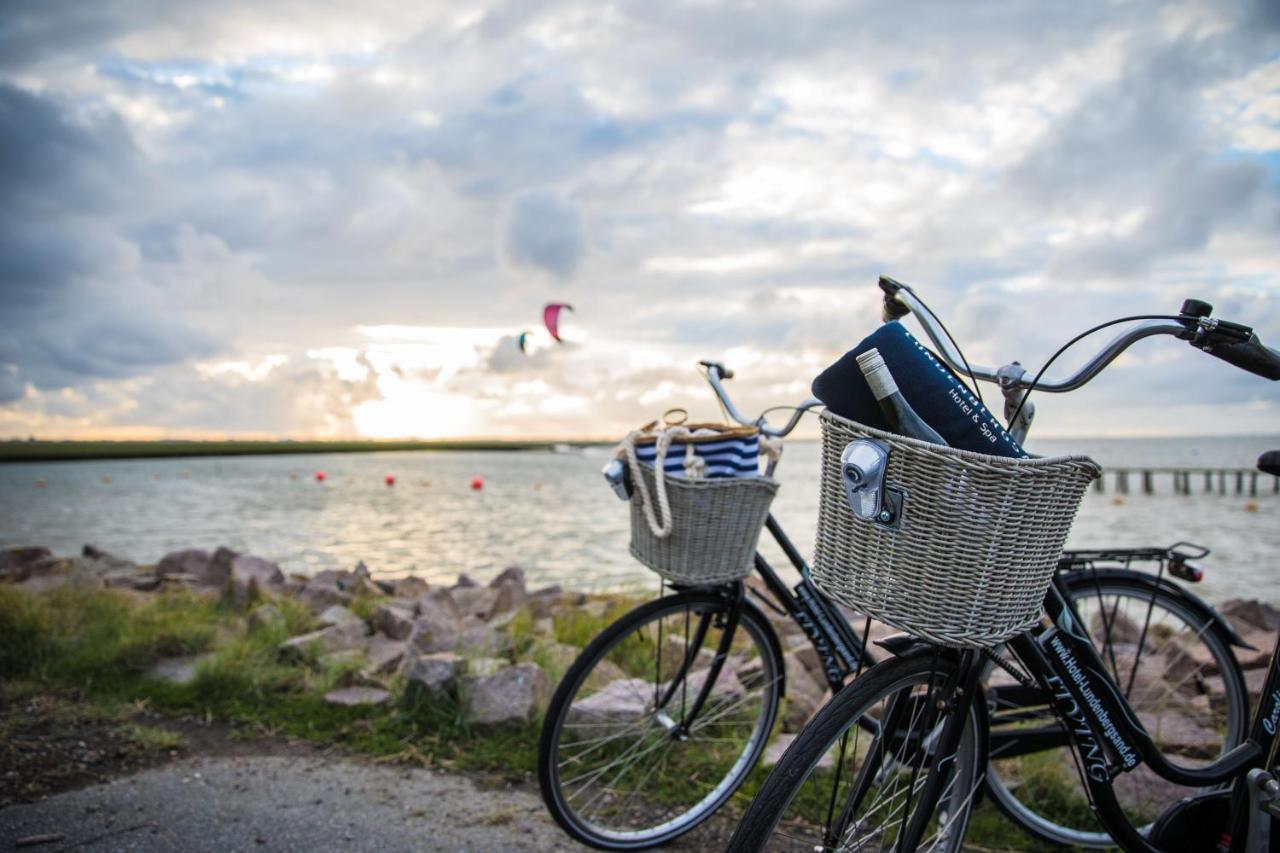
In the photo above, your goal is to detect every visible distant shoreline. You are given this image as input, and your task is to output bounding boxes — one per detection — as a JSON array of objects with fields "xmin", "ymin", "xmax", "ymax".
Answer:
[{"xmin": 0, "ymin": 439, "xmax": 616, "ymax": 463}]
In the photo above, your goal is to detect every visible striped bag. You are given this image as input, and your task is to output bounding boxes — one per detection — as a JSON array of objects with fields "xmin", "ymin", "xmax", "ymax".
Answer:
[{"xmin": 631, "ymin": 422, "xmax": 761, "ymax": 479}]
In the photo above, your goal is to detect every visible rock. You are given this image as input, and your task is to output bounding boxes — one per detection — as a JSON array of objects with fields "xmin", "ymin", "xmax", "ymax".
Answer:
[
  {"xmin": 393, "ymin": 576, "xmax": 430, "ymax": 599},
  {"xmin": 312, "ymin": 568, "xmax": 351, "ymax": 588},
  {"xmin": 320, "ymin": 648, "xmax": 366, "ymax": 668},
  {"xmin": 0, "ymin": 546, "xmax": 53, "ymax": 582},
  {"xmin": 453, "ymin": 586, "xmax": 499, "ymax": 620},
  {"xmin": 300, "ymin": 578, "xmax": 353, "ymax": 612},
  {"xmin": 1237, "ymin": 630, "xmax": 1274, "ymax": 670},
  {"xmin": 1137, "ymin": 711, "xmax": 1222, "ymax": 760},
  {"xmin": 583, "ymin": 660, "xmax": 625, "ymax": 691},
  {"xmin": 1163, "ymin": 634, "xmax": 1222, "ymax": 681},
  {"xmin": 146, "ymin": 655, "xmax": 211, "ymax": 685},
  {"xmin": 783, "ymin": 652, "xmax": 827, "ymax": 732},
  {"xmin": 156, "ymin": 549, "xmax": 211, "ymax": 579},
  {"xmin": 487, "ymin": 580, "xmax": 527, "ymax": 620},
  {"xmin": 763, "ymin": 733, "xmax": 833, "ymax": 769},
  {"xmin": 404, "ymin": 652, "xmax": 465, "ymax": 697},
  {"xmin": 247, "ymin": 603, "xmax": 286, "ymax": 632},
  {"xmin": 372, "ymin": 604, "xmax": 416, "ymax": 640},
  {"xmin": 567, "ymin": 677, "xmax": 652, "ymax": 727},
  {"xmin": 535, "ymin": 641, "xmax": 581, "ymax": 676},
  {"xmin": 410, "ymin": 592, "xmax": 462, "ymax": 654},
  {"xmin": 533, "ymin": 617, "xmax": 556, "ymax": 637},
  {"xmin": 490, "ymin": 567, "xmax": 526, "ymax": 588},
  {"xmin": 317, "ymin": 605, "xmax": 363, "ymax": 629},
  {"xmin": 82, "ymin": 544, "xmax": 134, "ymax": 569},
  {"xmin": 462, "ymin": 663, "xmax": 549, "ymax": 725},
  {"xmin": 324, "ymin": 686, "xmax": 391, "ymax": 707},
  {"xmin": 453, "ymin": 573, "xmax": 477, "ymax": 589},
  {"xmin": 203, "ymin": 547, "xmax": 238, "ymax": 587},
  {"xmin": 351, "ymin": 561, "xmax": 372, "ymax": 583},
  {"xmin": 364, "ymin": 636, "xmax": 409, "ymax": 676},
  {"xmin": 457, "ymin": 619, "xmax": 507, "ymax": 656},
  {"xmin": 280, "ymin": 621, "xmax": 368, "ymax": 659},
  {"xmin": 101, "ymin": 567, "xmax": 162, "ymax": 591},
  {"xmin": 1222, "ymin": 599, "xmax": 1280, "ymax": 633},
  {"xmin": 232, "ymin": 554, "xmax": 284, "ymax": 589},
  {"xmin": 468, "ymin": 657, "xmax": 508, "ymax": 677},
  {"xmin": 527, "ymin": 586, "xmax": 564, "ymax": 619}
]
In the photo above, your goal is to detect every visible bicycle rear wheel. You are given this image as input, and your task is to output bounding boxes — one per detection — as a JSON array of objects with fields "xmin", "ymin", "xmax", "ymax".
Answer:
[
  {"xmin": 985, "ymin": 574, "xmax": 1248, "ymax": 847},
  {"xmin": 726, "ymin": 647, "xmax": 986, "ymax": 852},
  {"xmin": 538, "ymin": 588, "xmax": 783, "ymax": 850}
]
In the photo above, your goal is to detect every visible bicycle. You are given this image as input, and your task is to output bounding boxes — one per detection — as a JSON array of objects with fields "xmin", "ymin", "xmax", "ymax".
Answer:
[
  {"xmin": 537, "ymin": 333, "xmax": 1250, "ymax": 850},
  {"xmin": 726, "ymin": 279, "xmax": 1280, "ymax": 851}
]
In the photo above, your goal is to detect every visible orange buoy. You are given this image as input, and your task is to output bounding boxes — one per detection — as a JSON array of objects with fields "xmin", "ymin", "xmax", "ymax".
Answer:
[
  {"xmin": 35, "ymin": 479, "xmax": 47, "ymax": 488},
  {"xmin": 1245, "ymin": 501, "xmax": 1259, "ymax": 513},
  {"xmin": 470, "ymin": 475, "xmax": 484, "ymax": 491},
  {"xmin": 315, "ymin": 470, "xmax": 327, "ymax": 482},
  {"xmin": 1112, "ymin": 496, "xmax": 1125, "ymax": 506},
  {"xmin": 385, "ymin": 474, "xmax": 396, "ymax": 487}
]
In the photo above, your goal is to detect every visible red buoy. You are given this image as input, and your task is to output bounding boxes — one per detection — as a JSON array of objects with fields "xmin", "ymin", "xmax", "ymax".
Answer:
[
  {"xmin": 470, "ymin": 475, "xmax": 484, "ymax": 491},
  {"xmin": 315, "ymin": 470, "xmax": 327, "ymax": 482},
  {"xmin": 385, "ymin": 474, "xmax": 396, "ymax": 486}
]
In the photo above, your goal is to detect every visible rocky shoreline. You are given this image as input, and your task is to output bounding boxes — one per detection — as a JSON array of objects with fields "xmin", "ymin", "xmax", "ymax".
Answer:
[{"xmin": 4, "ymin": 543, "xmax": 1280, "ymax": 740}]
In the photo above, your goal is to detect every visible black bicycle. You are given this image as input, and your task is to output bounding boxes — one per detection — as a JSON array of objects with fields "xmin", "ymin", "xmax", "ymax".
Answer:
[
  {"xmin": 727, "ymin": 284, "xmax": 1280, "ymax": 851},
  {"xmin": 537, "ymin": 344, "xmax": 1251, "ymax": 849}
]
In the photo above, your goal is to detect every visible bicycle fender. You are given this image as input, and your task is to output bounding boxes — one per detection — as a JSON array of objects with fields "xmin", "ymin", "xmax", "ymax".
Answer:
[{"xmin": 1062, "ymin": 568, "xmax": 1251, "ymax": 649}]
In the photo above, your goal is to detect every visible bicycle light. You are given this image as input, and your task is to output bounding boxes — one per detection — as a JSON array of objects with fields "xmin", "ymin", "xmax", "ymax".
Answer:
[
  {"xmin": 602, "ymin": 458, "xmax": 632, "ymax": 500},
  {"xmin": 841, "ymin": 440, "xmax": 898, "ymax": 525}
]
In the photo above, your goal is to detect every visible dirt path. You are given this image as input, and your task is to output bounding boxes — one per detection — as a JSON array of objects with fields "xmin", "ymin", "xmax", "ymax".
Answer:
[{"xmin": 1, "ymin": 752, "xmax": 587, "ymax": 852}]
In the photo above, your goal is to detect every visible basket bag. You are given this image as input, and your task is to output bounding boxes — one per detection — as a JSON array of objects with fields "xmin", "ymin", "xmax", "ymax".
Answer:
[
  {"xmin": 812, "ymin": 410, "xmax": 1101, "ymax": 647},
  {"xmin": 620, "ymin": 422, "xmax": 780, "ymax": 586}
]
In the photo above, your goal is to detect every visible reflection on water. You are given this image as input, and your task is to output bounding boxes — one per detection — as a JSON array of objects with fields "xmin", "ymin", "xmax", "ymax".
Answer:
[{"xmin": 0, "ymin": 436, "xmax": 1277, "ymax": 602}]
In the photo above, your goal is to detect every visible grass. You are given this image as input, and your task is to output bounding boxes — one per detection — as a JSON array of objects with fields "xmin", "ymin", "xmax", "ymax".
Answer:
[{"xmin": 0, "ymin": 583, "xmax": 1070, "ymax": 849}]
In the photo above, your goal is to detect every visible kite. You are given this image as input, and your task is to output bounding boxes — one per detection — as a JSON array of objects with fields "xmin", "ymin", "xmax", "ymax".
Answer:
[
  {"xmin": 517, "ymin": 330, "xmax": 532, "ymax": 354},
  {"xmin": 543, "ymin": 303, "xmax": 574, "ymax": 343}
]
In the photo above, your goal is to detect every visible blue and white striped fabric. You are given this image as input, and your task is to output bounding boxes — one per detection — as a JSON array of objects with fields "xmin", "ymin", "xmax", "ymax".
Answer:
[{"xmin": 634, "ymin": 433, "xmax": 760, "ymax": 479}]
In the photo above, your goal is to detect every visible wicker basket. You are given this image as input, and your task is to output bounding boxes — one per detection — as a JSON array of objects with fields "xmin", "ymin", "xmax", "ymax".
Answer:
[
  {"xmin": 628, "ymin": 461, "xmax": 779, "ymax": 586},
  {"xmin": 812, "ymin": 410, "xmax": 1101, "ymax": 647}
]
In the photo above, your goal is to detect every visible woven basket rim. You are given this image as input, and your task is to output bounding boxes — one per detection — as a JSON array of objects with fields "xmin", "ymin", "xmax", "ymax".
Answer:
[
  {"xmin": 820, "ymin": 409, "xmax": 1101, "ymax": 472},
  {"xmin": 631, "ymin": 422, "xmax": 760, "ymax": 445}
]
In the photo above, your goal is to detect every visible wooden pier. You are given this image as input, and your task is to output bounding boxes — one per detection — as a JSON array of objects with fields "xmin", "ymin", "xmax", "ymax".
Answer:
[{"xmin": 1094, "ymin": 468, "xmax": 1279, "ymax": 496}]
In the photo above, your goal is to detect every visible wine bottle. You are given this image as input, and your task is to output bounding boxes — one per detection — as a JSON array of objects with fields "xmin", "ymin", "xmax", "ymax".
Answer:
[{"xmin": 856, "ymin": 348, "xmax": 948, "ymax": 445}]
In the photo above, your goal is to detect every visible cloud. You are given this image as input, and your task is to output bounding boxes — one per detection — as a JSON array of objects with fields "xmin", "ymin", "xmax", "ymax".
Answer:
[
  {"xmin": 501, "ymin": 189, "xmax": 585, "ymax": 279},
  {"xmin": 0, "ymin": 0, "xmax": 1276, "ymax": 438}
]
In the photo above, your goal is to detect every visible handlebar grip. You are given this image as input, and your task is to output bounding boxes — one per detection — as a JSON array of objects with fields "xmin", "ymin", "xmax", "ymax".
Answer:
[
  {"xmin": 878, "ymin": 276, "xmax": 910, "ymax": 321},
  {"xmin": 1204, "ymin": 333, "xmax": 1280, "ymax": 381}
]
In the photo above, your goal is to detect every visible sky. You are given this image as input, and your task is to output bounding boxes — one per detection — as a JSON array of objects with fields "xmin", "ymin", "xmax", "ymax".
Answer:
[{"xmin": 1, "ymin": 0, "xmax": 1279, "ymax": 441}]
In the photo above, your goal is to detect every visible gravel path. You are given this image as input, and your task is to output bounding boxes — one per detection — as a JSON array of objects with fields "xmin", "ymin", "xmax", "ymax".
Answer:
[{"xmin": 0, "ymin": 755, "xmax": 588, "ymax": 852}]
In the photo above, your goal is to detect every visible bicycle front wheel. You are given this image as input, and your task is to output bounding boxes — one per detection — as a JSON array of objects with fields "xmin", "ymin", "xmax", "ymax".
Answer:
[
  {"xmin": 727, "ymin": 647, "xmax": 986, "ymax": 853},
  {"xmin": 538, "ymin": 588, "xmax": 783, "ymax": 850}
]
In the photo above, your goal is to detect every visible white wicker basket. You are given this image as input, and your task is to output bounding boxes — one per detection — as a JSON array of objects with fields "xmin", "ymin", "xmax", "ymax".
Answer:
[
  {"xmin": 628, "ymin": 461, "xmax": 779, "ymax": 586},
  {"xmin": 813, "ymin": 410, "xmax": 1101, "ymax": 648}
]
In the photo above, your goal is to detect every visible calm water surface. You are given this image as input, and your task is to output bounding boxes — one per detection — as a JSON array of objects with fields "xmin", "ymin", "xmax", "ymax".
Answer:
[{"xmin": 1, "ymin": 436, "xmax": 1277, "ymax": 602}]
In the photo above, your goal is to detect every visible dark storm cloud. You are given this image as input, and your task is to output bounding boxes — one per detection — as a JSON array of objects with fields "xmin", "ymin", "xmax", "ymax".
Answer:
[
  {"xmin": 502, "ymin": 189, "xmax": 584, "ymax": 279},
  {"xmin": 0, "ymin": 84, "xmax": 216, "ymax": 395}
]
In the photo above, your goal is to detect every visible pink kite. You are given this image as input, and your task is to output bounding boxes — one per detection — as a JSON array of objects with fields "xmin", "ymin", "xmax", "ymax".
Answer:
[{"xmin": 543, "ymin": 303, "xmax": 574, "ymax": 342}]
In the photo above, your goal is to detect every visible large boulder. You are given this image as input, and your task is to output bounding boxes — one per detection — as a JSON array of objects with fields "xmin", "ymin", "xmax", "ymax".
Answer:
[
  {"xmin": 567, "ymin": 677, "xmax": 652, "ymax": 727},
  {"xmin": 782, "ymin": 652, "xmax": 827, "ymax": 732},
  {"xmin": 364, "ymin": 636, "xmax": 409, "ymax": 676},
  {"xmin": 403, "ymin": 652, "xmax": 465, "ymax": 698},
  {"xmin": 462, "ymin": 663, "xmax": 550, "ymax": 726},
  {"xmin": 317, "ymin": 605, "xmax": 363, "ymax": 629},
  {"xmin": 299, "ymin": 576, "xmax": 353, "ymax": 612},
  {"xmin": 227, "ymin": 554, "xmax": 285, "ymax": 604},
  {"xmin": 156, "ymin": 549, "xmax": 211, "ymax": 579},
  {"xmin": 372, "ymin": 604, "xmax": 416, "ymax": 640},
  {"xmin": 0, "ymin": 546, "xmax": 53, "ymax": 582},
  {"xmin": 279, "ymin": 620, "xmax": 368, "ymax": 659},
  {"xmin": 393, "ymin": 576, "xmax": 429, "ymax": 599},
  {"xmin": 1221, "ymin": 599, "xmax": 1280, "ymax": 633},
  {"xmin": 202, "ymin": 547, "xmax": 238, "ymax": 587},
  {"xmin": 453, "ymin": 586, "xmax": 498, "ymax": 621},
  {"xmin": 456, "ymin": 618, "xmax": 508, "ymax": 656},
  {"xmin": 527, "ymin": 585, "xmax": 565, "ymax": 619},
  {"xmin": 410, "ymin": 590, "xmax": 462, "ymax": 653}
]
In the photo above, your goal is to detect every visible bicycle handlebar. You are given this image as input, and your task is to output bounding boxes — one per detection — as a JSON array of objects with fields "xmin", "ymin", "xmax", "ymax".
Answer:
[
  {"xmin": 698, "ymin": 359, "xmax": 820, "ymax": 437},
  {"xmin": 878, "ymin": 276, "xmax": 1280, "ymax": 391}
]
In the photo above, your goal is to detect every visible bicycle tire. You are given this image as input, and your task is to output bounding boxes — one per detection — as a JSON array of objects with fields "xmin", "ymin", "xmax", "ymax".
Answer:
[
  {"xmin": 726, "ymin": 647, "xmax": 987, "ymax": 852},
  {"xmin": 538, "ymin": 588, "xmax": 783, "ymax": 850},
  {"xmin": 986, "ymin": 573, "xmax": 1248, "ymax": 848}
]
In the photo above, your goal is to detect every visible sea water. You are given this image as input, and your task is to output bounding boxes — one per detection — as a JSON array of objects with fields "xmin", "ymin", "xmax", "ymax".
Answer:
[{"xmin": 1, "ymin": 436, "xmax": 1276, "ymax": 603}]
